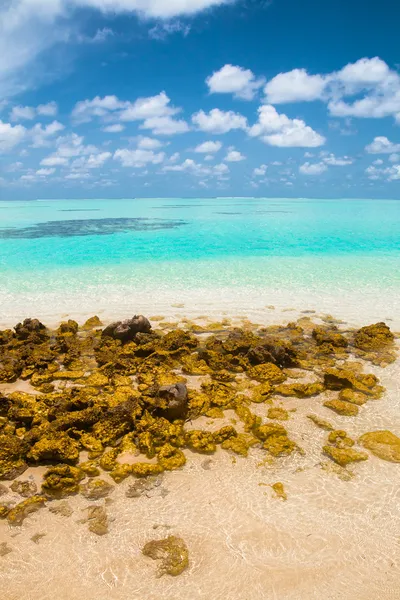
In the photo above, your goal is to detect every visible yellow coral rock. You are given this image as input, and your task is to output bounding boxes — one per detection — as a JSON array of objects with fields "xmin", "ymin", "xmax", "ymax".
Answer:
[
  {"xmin": 324, "ymin": 399, "xmax": 359, "ymax": 417},
  {"xmin": 267, "ymin": 408, "xmax": 289, "ymax": 420},
  {"xmin": 7, "ymin": 496, "xmax": 46, "ymax": 526},
  {"xmin": 247, "ymin": 363, "xmax": 286, "ymax": 384},
  {"xmin": 271, "ymin": 482, "xmax": 287, "ymax": 500},
  {"xmin": 323, "ymin": 445, "xmax": 368, "ymax": 467}
]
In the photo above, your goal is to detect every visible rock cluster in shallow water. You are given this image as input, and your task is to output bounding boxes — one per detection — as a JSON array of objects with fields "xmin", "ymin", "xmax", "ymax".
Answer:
[{"xmin": 0, "ymin": 315, "xmax": 398, "ymax": 531}]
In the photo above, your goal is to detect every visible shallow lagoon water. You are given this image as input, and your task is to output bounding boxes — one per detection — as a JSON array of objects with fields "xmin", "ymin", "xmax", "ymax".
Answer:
[{"xmin": 0, "ymin": 197, "xmax": 399, "ymax": 327}]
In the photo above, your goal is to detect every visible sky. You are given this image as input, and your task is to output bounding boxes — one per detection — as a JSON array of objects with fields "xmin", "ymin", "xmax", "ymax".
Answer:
[{"xmin": 1, "ymin": 0, "xmax": 400, "ymax": 200}]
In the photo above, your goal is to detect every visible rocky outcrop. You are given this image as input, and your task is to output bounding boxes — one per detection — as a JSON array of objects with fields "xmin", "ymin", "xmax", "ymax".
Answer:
[{"xmin": 101, "ymin": 315, "xmax": 151, "ymax": 343}]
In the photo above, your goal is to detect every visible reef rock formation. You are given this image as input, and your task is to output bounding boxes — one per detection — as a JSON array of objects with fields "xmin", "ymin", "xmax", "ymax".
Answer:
[{"xmin": 102, "ymin": 315, "xmax": 151, "ymax": 343}]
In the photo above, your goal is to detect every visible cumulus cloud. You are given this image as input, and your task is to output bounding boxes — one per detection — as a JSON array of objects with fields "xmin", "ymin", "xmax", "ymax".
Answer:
[
  {"xmin": 249, "ymin": 105, "xmax": 325, "ymax": 147},
  {"xmin": 194, "ymin": 140, "xmax": 222, "ymax": 153},
  {"xmin": 365, "ymin": 162, "xmax": 400, "ymax": 181},
  {"xmin": 140, "ymin": 115, "xmax": 189, "ymax": 135},
  {"xmin": 0, "ymin": 120, "xmax": 27, "ymax": 152},
  {"xmin": 365, "ymin": 136, "xmax": 400, "ymax": 154},
  {"xmin": 114, "ymin": 148, "xmax": 165, "ymax": 167},
  {"xmin": 264, "ymin": 69, "xmax": 327, "ymax": 104},
  {"xmin": 192, "ymin": 108, "xmax": 247, "ymax": 134},
  {"xmin": 262, "ymin": 57, "xmax": 400, "ymax": 124},
  {"xmin": 137, "ymin": 136, "xmax": 163, "ymax": 149},
  {"xmin": 299, "ymin": 162, "xmax": 327, "ymax": 175},
  {"xmin": 163, "ymin": 158, "xmax": 229, "ymax": 178},
  {"xmin": 10, "ymin": 102, "xmax": 58, "ymax": 121},
  {"xmin": 225, "ymin": 148, "xmax": 245, "ymax": 162},
  {"xmin": 102, "ymin": 123, "xmax": 125, "ymax": 133},
  {"xmin": 206, "ymin": 64, "xmax": 264, "ymax": 100},
  {"xmin": 253, "ymin": 164, "xmax": 267, "ymax": 176},
  {"xmin": 40, "ymin": 132, "xmax": 100, "ymax": 166}
]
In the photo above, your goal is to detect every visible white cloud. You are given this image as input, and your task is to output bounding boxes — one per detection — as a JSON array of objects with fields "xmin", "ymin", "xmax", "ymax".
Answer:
[
  {"xmin": 137, "ymin": 136, "xmax": 163, "ymax": 149},
  {"xmin": 10, "ymin": 105, "xmax": 36, "ymax": 121},
  {"xmin": 204, "ymin": 154, "xmax": 214, "ymax": 161},
  {"xmin": 299, "ymin": 162, "xmax": 328, "ymax": 175},
  {"xmin": 214, "ymin": 163, "xmax": 229, "ymax": 174},
  {"xmin": 140, "ymin": 115, "xmax": 189, "ymax": 135},
  {"xmin": 264, "ymin": 69, "xmax": 327, "ymax": 104},
  {"xmin": 163, "ymin": 158, "xmax": 229, "ymax": 178},
  {"xmin": 372, "ymin": 159, "xmax": 383, "ymax": 165},
  {"xmin": 225, "ymin": 148, "xmax": 245, "ymax": 162},
  {"xmin": 365, "ymin": 136, "xmax": 400, "ymax": 154},
  {"xmin": 30, "ymin": 121, "xmax": 65, "ymax": 147},
  {"xmin": 168, "ymin": 152, "xmax": 180, "ymax": 162},
  {"xmin": 102, "ymin": 123, "xmax": 125, "ymax": 133},
  {"xmin": 249, "ymin": 104, "xmax": 325, "ymax": 147},
  {"xmin": 119, "ymin": 92, "xmax": 178, "ymax": 121},
  {"xmin": 206, "ymin": 64, "xmax": 264, "ymax": 100},
  {"xmin": 253, "ymin": 164, "xmax": 267, "ymax": 176},
  {"xmin": 149, "ymin": 20, "xmax": 191, "ymax": 40},
  {"xmin": 71, "ymin": 0, "xmax": 233, "ymax": 19},
  {"xmin": 322, "ymin": 153, "xmax": 353, "ymax": 166},
  {"xmin": 192, "ymin": 108, "xmax": 247, "ymax": 134},
  {"xmin": 365, "ymin": 163, "xmax": 400, "ymax": 181},
  {"xmin": 389, "ymin": 153, "xmax": 400, "ymax": 163},
  {"xmin": 40, "ymin": 132, "xmax": 100, "ymax": 165},
  {"xmin": 0, "ymin": 120, "xmax": 27, "ymax": 152},
  {"xmin": 40, "ymin": 156, "xmax": 69, "ymax": 167},
  {"xmin": 10, "ymin": 102, "xmax": 58, "ymax": 121},
  {"xmin": 194, "ymin": 140, "xmax": 222, "ymax": 153},
  {"xmin": 72, "ymin": 152, "xmax": 112, "ymax": 169},
  {"xmin": 114, "ymin": 148, "xmax": 165, "ymax": 167},
  {"xmin": 36, "ymin": 167, "xmax": 55, "ymax": 176},
  {"xmin": 72, "ymin": 95, "xmax": 126, "ymax": 123},
  {"xmin": 37, "ymin": 102, "xmax": 58, "ymax": 116}
]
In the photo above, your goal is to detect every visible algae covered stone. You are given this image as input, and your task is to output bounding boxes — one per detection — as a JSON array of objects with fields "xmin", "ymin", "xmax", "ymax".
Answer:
[
  {"xmin": 354, "ymin": 322, "xmax": 394, "ymax": 351},
  {"xmin": 42, "ymin": 465, "xmax": 84, "ymax": 497},
  {"xmin": 7, "ymin": 495, "xmax": 46, "ymax": 526},
  {"xmin": 10, "ymin": 479, "xmax": 37, "ymax": 498},
  {"xmin": 324, "ymin": 399, "xmax": 359, "ymax": 417},
  {"xmin": 323, "ymin": 445, "xmax": 368, "ymax": 467},
  {"xmin": 358, "ymin": 430, "xmax": 400, "ymax": 463},
  {"xmin": 142, "ymin": 535, "xmax": 189, "ymax": 577},
  {"xmin": 271, "ymin": 482, "xmax": 287, "ymax": 500}
]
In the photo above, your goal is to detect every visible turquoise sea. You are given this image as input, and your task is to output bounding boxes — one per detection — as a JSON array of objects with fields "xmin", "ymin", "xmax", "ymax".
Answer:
[{"xmin": 0, "ymin": 197, "xmax": 399, "ymax": 325}]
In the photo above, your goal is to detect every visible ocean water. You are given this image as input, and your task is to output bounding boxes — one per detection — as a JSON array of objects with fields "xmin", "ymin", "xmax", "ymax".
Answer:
[{"xmin": 0, "ymin": 197, "xmax": 399, "ymax": 326}]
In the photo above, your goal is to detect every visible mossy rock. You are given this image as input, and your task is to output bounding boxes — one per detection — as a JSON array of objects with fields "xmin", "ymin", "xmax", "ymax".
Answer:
[
  {"xmin": 131, "ymin": 463, "xmax": 163, "ymax": 478},
  {"xmin": 323, "ymin": 445, "xmax": 368, "ymax": 467},
  {"xmin": 307, "ymin": 414, "xmax": 334, "ymax": 431},
  {"xmin": 271, "ymin": 482, "xmax": 287, "ymax": 500},
  {"xmin": 157, "ymin": 444, "xmax": 186, "ymax": 470},
  {"xmin": 82, "ymin": 316, "xmax": 103, "ymax": 330},
  {"xmin": 0, "ymin": 434, "xmax": 28, "ymax": 480},
  {"xmin": 7, "ymin": 496, "xmax": 47, "ymax": 526},
  {"xmin": 267, "ymin": 408, "xmax": 289, "ymax": 420},
  {"xmin": 358, "ymin": 430, "xmax": 400, "ymax": 463},
  {"xmin": 185, "ymin": 430, "xmax": 216, "ymax": 454},
  {"xmin": 354, "ymin": 322, "xmax": 394, "ymax": 351},
  {"xmin": 28, "ymin": 432, "xmax": 80, "ymax": 464},
  {"xmin": 42, "ymin": 465, "xmax": 84, "ymax": 497},
  {"xmin": 324, "ymin": 399, "xmax": 359, "ymax": 417},
  {"xmin": 247, "ymin": 363, "xmax": 286, "ymax": 384},
  {"xmin": 274, "ymin": 382, "xmax": 324, "ymax": 398}
]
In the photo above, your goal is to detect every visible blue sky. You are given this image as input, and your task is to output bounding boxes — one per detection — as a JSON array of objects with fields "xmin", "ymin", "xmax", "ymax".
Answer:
[{"xmin": 1, "ymin": 0, "xmax": 400, "ymax": 199}]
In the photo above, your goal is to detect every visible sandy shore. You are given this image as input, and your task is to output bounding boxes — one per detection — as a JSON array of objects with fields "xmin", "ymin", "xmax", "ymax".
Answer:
[{"xmin": 0, "ymin": 311, "xmax": 399, "ymax": 600}]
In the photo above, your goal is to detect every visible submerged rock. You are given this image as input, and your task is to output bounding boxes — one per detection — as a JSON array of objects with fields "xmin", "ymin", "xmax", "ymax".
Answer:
[
  {"xmin": 359, "ymin": 430, "xmax": 400, "ymax": 463},
  {"xmin": 142, "ymin": 535, "xmax": 189, "ymax": 577},
  {"xmin": 271, "ymin": 482, "xmax": 287, "ymax": 500},
  {"xmin": 42, "ymin": 465, "xmax": 84, "ymax": 497},
  {"xmin": 10, "ymin": 479, "xmax": 37, "ymax": 498},
  {"xmin": 323, "ymin": 446, "xmax": 368, "ymax": 467},
  {"xmin": 48, "ymin": 501, "xmax": 73, "ymax": 517},
  {"xmin": 80, "ymin": 479, "xmax": 114, "ymax": 499},
  {"xmin": 307, "ymin": 414, "xmax": 334, "ymax": 431},
  {"xmin": 7, "ymin": 495, "xmax": 46, "ymax": 526},
  {"xmin": 102, "ymin": 315, "xmax": 151, "ymax": 343},
  {"xmin": 324, "ymin": 399, "xmax": 359, "ymax": 417},
  {"xmin": 86, "ymin": 505, "xmax": 109, "ymax": 536}
]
